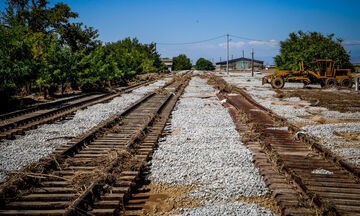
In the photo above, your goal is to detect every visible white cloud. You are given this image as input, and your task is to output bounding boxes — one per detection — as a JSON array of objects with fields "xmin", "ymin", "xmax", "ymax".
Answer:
[
  {"xmin": 248, "ymin": 39, "xmax": 278, "ymax": 47},
  {"xmin": 343, "ymin": 40, "xmax": 360, "ymax": 45},
  {"xmin": 219, "ymin": 41, "xmax": 246, "ymax": 48}
]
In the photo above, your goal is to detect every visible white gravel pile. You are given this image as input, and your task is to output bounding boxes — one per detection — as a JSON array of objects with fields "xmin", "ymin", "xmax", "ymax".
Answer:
[
  {"xmin": 261, "ymin": 101, "xmax": 313, "ymax": 124},
  {"xmin": 0, "ymin": 78, "xmax": 171, "ymax": 182},
  {"xmin": 302, "ymin": 123, "xmax": 360, "ymax": 139},
  {"xmin": 322, "ymin": 111, "xmax": 360, "ymax": 120},
  {"xmin": 150, "ymin": 77, "xmax": 272, "ymax": 214},
  {"xmin": 283, "ymin": 97, "xmax": 301, "ymax": 102},
  {"xmin": 175, "ymin": 200, "xmax": 274, "ymax": 216},
  {"xmin": 311, "ymin": 169, "xmax": 334, "ymax": 175},
  {"xmin": 332, "ymin": 148, "xmax": 360, "ymax": 165},
  {"xmin": 302, "ymin": 122, "xmax": 360, "ymax": 164}
]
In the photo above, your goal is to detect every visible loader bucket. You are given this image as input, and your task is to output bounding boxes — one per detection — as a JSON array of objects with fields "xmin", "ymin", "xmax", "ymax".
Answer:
[
  {"xmin": 262, "ymin": 77, "xmax": 266, "ymax": 85},
  {"xmin": 262, "ymin": 76, "xmax": 271, "ymax": 85}
]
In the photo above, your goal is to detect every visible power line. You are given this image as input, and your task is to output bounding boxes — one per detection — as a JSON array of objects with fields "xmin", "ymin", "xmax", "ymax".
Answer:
[
  {"xmin": 229, "ymin": 34, "xmax": 269, "ymax": 42},
  {"xmin": 156, "ymin": 35, "xmax": 225, "ymax": 45},
  {"xmin": 156, "ymin": 34, "xmax": 269, "ymax": 46},
  {"xmin": 156, "ymin": 33, "xmax": 360, "ymax": 47}
]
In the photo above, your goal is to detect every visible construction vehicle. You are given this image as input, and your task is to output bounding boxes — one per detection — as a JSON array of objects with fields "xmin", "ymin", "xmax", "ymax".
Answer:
[{"xmin": 262, "ymin": 59, "xmax": 353, "ymax": 89}]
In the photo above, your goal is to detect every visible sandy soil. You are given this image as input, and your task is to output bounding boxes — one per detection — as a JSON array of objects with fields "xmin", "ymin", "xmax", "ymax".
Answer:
[{"xmin": 128, "ymin": 182, "xmax": 279, "ymax": 216}]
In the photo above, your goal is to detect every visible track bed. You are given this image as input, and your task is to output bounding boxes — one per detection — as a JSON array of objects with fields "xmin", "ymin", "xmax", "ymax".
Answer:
[{"xmin": 0, "ymin": 76, "xmax": 189, "ymax": 215}]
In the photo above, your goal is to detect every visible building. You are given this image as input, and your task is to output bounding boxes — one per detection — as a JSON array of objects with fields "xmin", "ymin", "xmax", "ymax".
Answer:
[
  {"xmin": 354, "ymin": 64, "xmax": 360, "ymax": 73},
  {"xmin": 161, "ymin": 58, "xmax": 173, "ymax": 72},
  {"xmin": 215, "ymin": 57, "xmax": 264, "ymax": 71}
]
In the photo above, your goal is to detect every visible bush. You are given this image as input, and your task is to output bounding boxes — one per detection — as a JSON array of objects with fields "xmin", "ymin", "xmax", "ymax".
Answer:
[
  {"xmin": 195, "ymin": 58, "xmax": 215, "ymax": 70},
  {"xmin": 173, "ymin": 54, "xmax": 192, "ymax": 70}
]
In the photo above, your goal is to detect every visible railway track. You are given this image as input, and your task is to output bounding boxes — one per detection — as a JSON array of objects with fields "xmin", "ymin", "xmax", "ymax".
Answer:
[
  {"xmin": 0, "ymin": 81, "xmax": 153, "ymax": 140},
  {"xmin": 212, "ymin": 75, "xmax": 360, "ymax": 216},
  {"xmin": 0, "ymin": 75, "xmax": 189, "ymax": 215}
]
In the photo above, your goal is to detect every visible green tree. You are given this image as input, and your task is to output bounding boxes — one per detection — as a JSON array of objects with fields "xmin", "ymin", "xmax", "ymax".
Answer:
[
  {"xmin": 104, "ymin": 37, "xmax": 165, "ymax": 80},
  {"xmin": 0, "ymin": 24, "xmax": 33, "ymax": 100},
  {"xmin": 36, "ymin": 38, "xmax": 80, "ymax": 96},
  {"xmin": 0, "ymin": 1, "xmax": 165, "ymax": 100},
  {"xmin": 0, "ymin": 0, "xmax": 100, "ymax": 98},
  {"xmin": 195, "ymin": 58, "xmax": 215, "ymax": 70},
  {"xmin": 1, "ymin": 0, "xmax": 98, "ymax": 53},
  {"xmin": 172, "ymin": 54, "xmax": 192, "ymax": 70},
  {"xmin": 274, "ymin": 31, "xmax": 352, "ymax": 70},
  {"xmin": 57, "ymin": 23, "xmax": 99, "ymax": 52},
  {"xmin": 1, "ymin": 0, "xmax": 78, "ymax": 33},
  {"xmin": 78, "ymin": 46, "xmax": 114, "ymax": 90}
]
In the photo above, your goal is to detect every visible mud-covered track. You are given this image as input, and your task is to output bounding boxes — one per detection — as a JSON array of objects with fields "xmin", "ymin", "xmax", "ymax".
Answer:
[
  {"xmin": 214, "ymin": 76, "xmax": 360, "ymax": 216},
  {"xmin": 0, "ymin": 93, "xmax": 90, "ymax": 121},
  {"xmin": 0, "ymin": 81, "xmax": 152, "ymax": 140},
  {"xmin": 0, "ymin": 76, "xmax": 189, "ymax": 215}
]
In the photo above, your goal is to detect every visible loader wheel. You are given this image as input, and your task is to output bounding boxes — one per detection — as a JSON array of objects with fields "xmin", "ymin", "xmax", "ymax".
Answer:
[
  {"xmin": 341, "ymin": 78, "xmax": 353, "ymax": 88},
  {"xmin": 325, "ymin": 78, "xmax": 337, "ymax": 87},
  {"xmin": 271, "ymin": 77, "xmax": 284, "ymax": 89}
]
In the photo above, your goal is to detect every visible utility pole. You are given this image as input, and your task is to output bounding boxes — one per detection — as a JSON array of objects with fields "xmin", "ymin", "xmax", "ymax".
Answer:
[
  {"xmin": 226, "ymin": 34, "xmax": 229, "ymax": 75},
  {"xmin": 231, "ymin": 54, "xmax": 233, "ymax": 60},
  {"xmin": 251, "ymin": 48, "xmax": 254, "ymax": 77}
]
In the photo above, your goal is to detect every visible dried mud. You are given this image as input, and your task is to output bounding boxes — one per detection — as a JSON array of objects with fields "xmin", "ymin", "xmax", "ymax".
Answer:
[
  {"xmin": 275, "ymin": 88, "xmax": 360, "ymax": 113},
  {"xmin": 126, "ymin": 182, "xmax": 280, "ymax": 216}
]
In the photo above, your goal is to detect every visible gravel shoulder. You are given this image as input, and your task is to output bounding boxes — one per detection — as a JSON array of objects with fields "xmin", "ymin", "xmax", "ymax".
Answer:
[
  {"xmin": 0, "ymin": 78, "xmax": 171, "ymax": 183},
  {"xmin": 149, "ymin": 76, "xmax": 275, "ymax": 215},
  {"xmin": 219, "ymin": 72, "xmax": 360, "ymax": 166}
]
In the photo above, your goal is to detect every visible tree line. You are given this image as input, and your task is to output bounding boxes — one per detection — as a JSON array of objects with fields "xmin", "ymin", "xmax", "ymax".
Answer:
[
  {"xmin": 0, "ymin": 0, "xmax": 167, "ymax": 100},
  {"xmin": 172, "ymin": 54, "xmax": 215, "ymax": 71}
]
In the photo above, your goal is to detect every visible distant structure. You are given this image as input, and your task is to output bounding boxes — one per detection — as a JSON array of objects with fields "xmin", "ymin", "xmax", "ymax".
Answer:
[
  {"xmin": 161, "ymin": 58, "xmax": 173, "ymax": 72},
  {"xmin": 216, "ymin": 57, "xmax": 263, "ymax": 71},
  {"xmin": 354, "ymin": 63, "xmax": 360, "ymax": 73}
]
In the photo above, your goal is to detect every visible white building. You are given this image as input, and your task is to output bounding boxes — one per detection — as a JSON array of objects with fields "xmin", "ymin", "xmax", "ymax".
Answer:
[{"xmin": 161, "ymin": 58, "xmax": 173, "ymax": 72}]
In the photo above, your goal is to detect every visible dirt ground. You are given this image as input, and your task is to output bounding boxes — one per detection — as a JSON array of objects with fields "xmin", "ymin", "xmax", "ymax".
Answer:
[
  {"xmin": 272, "ymin": 87, "xmax": 360, "ymax": 145},
  {"xmin": 275, "ymin": 88, "xmax": 360, "ymax": 113},
  {"xmin": 125, "ymin": 182, "xmax": 280, "ymax": 216}
]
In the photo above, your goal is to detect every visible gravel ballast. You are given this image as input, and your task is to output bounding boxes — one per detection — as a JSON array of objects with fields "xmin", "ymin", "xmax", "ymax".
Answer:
[
  {"xmin": 175, "ymin": 200, "xmax": 274, "ymax": 216},
  {"xmin": 150, "ymin": 77, "xmax": 273, "ymax": 214},
  {"xmin": 220, "ymin": 72, "xmax": 360, "ymax": 166},
  {"xmin": 0, "ymin": 78, "xmax": 171, "ymax": 182}
]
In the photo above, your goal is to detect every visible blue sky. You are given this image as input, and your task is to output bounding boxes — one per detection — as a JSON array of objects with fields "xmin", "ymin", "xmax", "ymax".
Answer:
[{"xmin": 2, "ymin": 0, "xmax": 360, "ymax": 64}]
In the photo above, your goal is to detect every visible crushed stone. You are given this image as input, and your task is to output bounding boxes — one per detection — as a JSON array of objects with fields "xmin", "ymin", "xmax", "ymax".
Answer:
[
  {"xmin": 150, "ymin": 77, "xmax": 273, "ymax": 214},
  {"xmin": 0, "ymin": 79, "xmax": 171, "ymax": 182}
]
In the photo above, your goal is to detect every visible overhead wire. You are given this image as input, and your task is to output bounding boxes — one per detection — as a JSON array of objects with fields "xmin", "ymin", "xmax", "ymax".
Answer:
[
  {"xmin": 156, "ymin": 34, "xmax": 359, "ymax": 47},
  {"xmin": 156, "ymin": 35, "xmax": 226, "ymax": 45},
  {"xmin": 156, "ymin": 34, "xmax": 279, "ymax": 46},
  {"xmin": 229, "ymin": 34, "xmax": 277, "ymax": 43}
]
